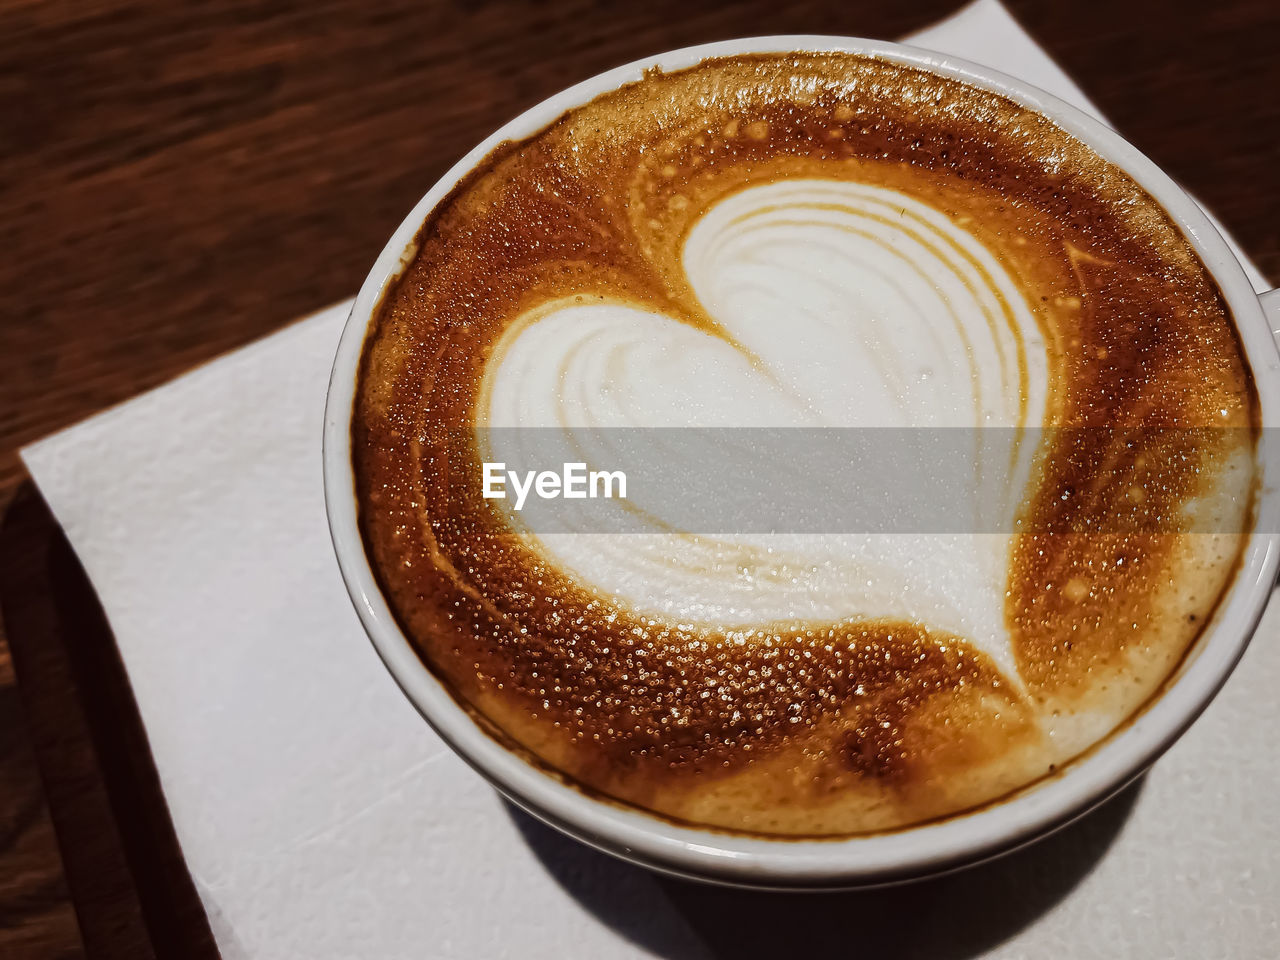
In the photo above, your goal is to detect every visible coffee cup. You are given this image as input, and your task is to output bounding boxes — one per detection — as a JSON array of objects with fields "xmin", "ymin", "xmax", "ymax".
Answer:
[{"xmin": 323, "ymin": 36, "xmax": 1280, "ymax": 888}]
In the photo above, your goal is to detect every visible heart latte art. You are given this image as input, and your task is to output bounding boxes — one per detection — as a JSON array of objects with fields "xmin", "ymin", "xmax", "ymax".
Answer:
[{"xmin": 354, "ymin": 53, "xmax": 1258, "ymax": 834}]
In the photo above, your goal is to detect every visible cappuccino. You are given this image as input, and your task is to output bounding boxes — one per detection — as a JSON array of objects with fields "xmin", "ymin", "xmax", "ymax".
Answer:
[{"xmin": 352, "ymin": 53, "xmax": 1257, "ymax": 835}]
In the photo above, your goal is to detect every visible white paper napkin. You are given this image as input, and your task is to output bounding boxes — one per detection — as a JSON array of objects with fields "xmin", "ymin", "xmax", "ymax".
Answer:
[{"xmin": 22, "ymin": 2, "xmax": 1279, "ymax": 957}]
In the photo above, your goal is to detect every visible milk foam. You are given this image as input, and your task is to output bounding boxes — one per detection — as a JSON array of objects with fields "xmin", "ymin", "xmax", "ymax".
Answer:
[{"xmin": 482, "ymin": 180, "xmax": 1048, "ymax": 683}]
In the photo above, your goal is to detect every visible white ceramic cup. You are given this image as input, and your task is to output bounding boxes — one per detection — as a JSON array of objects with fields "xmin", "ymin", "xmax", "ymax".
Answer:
[{"xmin": 324, "ymin": 36, "xmax": 1280, "ymax": 889}]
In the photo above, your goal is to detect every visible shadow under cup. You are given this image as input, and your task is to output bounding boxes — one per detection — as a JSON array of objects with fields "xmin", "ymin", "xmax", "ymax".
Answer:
[{"xmin": 322, "ymin": 36, "xmax": 1280, "ymax": 888}]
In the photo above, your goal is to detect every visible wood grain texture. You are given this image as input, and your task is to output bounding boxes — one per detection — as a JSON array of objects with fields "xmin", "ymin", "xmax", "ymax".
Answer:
[{"xmin": 0, "ymin": 1, "xmax": 1276, "ymax": 956}]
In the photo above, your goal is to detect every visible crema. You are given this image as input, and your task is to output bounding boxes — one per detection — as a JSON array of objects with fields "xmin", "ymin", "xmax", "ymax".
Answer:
[{"xmin": 352, "ymin": 53, "xmax": 1258, "ymax": 835}]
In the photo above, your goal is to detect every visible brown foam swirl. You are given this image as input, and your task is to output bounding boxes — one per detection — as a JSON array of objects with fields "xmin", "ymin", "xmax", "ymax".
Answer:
[{"xmin": 353, "ymin": 53, "xmax": 1258, "ymax": 835}]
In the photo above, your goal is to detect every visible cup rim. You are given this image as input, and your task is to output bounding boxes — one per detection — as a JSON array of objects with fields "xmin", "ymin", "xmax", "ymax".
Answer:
[{"xmin": 322, "ymin": 35, "xmax": 1280, "ymax": 886}]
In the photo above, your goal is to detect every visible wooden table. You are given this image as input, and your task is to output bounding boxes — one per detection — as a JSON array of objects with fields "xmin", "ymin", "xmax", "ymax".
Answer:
[{"xmin": 1, "ymin": 1, "xmax": 1276, "ymax": 956}]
